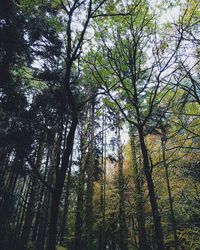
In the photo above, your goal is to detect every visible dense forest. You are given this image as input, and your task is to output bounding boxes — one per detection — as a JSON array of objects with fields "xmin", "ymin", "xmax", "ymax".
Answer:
[{"xmin": 0, "ymin": 0, "xmax": 200, "ymax": 249}]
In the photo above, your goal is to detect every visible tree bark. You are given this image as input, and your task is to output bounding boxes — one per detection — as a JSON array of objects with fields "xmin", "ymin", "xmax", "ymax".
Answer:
[
  {"xmin": 20, "ymin": 135, "xmax": 45, "ymax": 250},
  {"xmin": 99, "ymin": 110, "xmax": 107, "ymax": 250},
  {"xmin": 129, "ymin": 124, "xmax": 148, "ymax": 250},
  {"xmin": 86, "ymin": 98, "xmax": 95, "ymax": 250},
  {"xmin": 138, "ymin": 126, "xmax": 164, "ymax": 250},
  {"xmin": 116, "ymin": 112, "xmax": 128, "ymax": 250},
  {"xmin": 59, "ymin": 154, "xmax": 73, "ymax": 246},
  {"xmin": 75, "ymin": 112, "xmax": 89, "ymax": 250},
  {"xmin": 46, "ymin": 118, "xmax": 78, "ymax": 250},
  {"xmin": 161, "ymin": 136, "xmax": 178, "ymax": 250}
]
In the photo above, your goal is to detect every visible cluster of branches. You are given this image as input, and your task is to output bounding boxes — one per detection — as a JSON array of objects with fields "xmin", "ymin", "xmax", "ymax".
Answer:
[{"xmin": 0, "ymin": 1, "xmax": 200, "ymax": 250}]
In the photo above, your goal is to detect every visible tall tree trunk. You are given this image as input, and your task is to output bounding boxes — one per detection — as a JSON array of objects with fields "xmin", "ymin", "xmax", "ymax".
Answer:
[
  {"xmin": 99, "ymin": 110, "xmax": 107, "ymax": 250},
  {"xmin": 86, "ymin": 97, "xmax": 95, "ymax": 250},
  {"xmin": 0, "ymin": 148, "xmax": 10, "ymax": 177},
  {"xmin": 75, "ymin": 112, "xmax": 89, "ymax": 250},
  {"xmin": 138, "ymin": 126, "xmax": 164, "ymax": 250},
  {"xmin": 20, "ymin": 135, "xmax": 46, "ymax": 250},
  {"xmin": 59, "ymin": 153, "xmax": 73, "ymax": 246},
  {"xmin": 161, "ymin": 136, "xmax": 178, "ymax": 250},
  {"xmin": 32, "ymin": 147, "xmax": 50, "ymax": 243},
  {"xmin": 0, "ymin": 150, "xmax": 23, "ymax": 249},
  {"xmin": 110, "ymin": 221, "xmax": 117, "ymax": 250},
  {"xmin": 31, "ymin": 183, "xmax": 43, "ymax": 242},
  {"xmin": 14, "ymin": 176, "xmax": 29, "ymax": 246},
  {"xmin": 74, "ymin": 158, "xmax": 86, "ymax": 250},
  {"xmin": 36, "ymin": 132, "xmax": 57, "ymax": 250},
  {"xmin": 129, "ymin": 124, "xmax": 148, "ymax": 250},
  {"xmin": 16, "ymin": 177, "xmax": 32, "ymax": 250},
  {"xmin": 46, "ymin": 118, "xmax": 78, "ymax": 250},
  {"xmin": 36, "ymin": 191, "xmax": 50, "ymax": 250},
  {"xmin": 116, "ymin": 112, "xmax": 128, "ymax": 250}
]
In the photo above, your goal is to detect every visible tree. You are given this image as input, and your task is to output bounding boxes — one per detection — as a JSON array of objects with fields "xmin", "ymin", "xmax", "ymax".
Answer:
[{"xmin": 1, "ymin": 1, "xmax": 200, "ymax": 250}]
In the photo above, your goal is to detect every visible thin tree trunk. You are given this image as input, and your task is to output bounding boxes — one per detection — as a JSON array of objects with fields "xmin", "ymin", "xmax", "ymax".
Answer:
[
  {"xmin": 0, "ymin": 150, "xmax": 23, "ymax": 249},
  {"xmin": 38, "ymin": 128, "xmax": 65, "ymax": 250},
  {"xmin": 16, "ymin": 177, "xmax": 32, "ymax": 250},
  {"xmin": 59, "ymin": 117, "xmax": 70, "ymax": 246},
  {"xmin": 14, "ymin": 176, "xmax": 28, "ymax": 247},
  {"xmin": 99, "ymin": 110, "xmax": 107, "ymax": 250},
  {"xmin": 0, "ymin": 148, "xmax": 10, "ymax": 177},
  {"xmin": 36, "ymin": 135, "xmax": 56, "ymax": 250},
  {"xmin": 161, "ymin": 136, "xmax": 178, "ymax": 250},
  {"xmin": 59, "ymin": 153, "xmax": 73, "ymax": 246},
  {"xmin": 86, "ymin": 98, "xmax": 95, "ymax": 250},
  {"xmin": 20, "ymin": 135, "xmax": 45, "ymax": 250},
  {"xmin": 32, "ymin": 182, "xmax": 43, "ymax": 242},
  {"xmin": 32, "ymin": 147, "xmax": 50, "ymax": 243},
  {"xmin": 129, "ymin": 124, "xmax": 148, "ymax": 250},
  {"xmin": 111, "ymin": 221, "xmax": 117, "ymax": 250},
  {"xmin": 138, "ymin": 126, "xmax": 164, "ymax": 250},
  {"xmin": 75, "ymin": 112, "xmax": 89, "ymax": 250},
  {"xmin": 46, "ymin": 118, "xmax": 78, "ymax": 250},
  {"xmin": 116, "ymin": 112, "xmax": 128, "ymax": 250}
]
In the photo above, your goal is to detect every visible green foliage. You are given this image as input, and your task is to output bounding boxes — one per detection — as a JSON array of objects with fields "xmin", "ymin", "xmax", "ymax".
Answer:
[
  {"xmin": 178, "ymin": 227, "xmax": 200, "ymax": 250},
  {"xmin": 1, "ymin": 0, "xmax": 200, "ymax": 249}
]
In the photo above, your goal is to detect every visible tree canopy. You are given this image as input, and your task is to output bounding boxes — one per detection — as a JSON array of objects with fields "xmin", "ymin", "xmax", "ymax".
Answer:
[{"xmin": 0, "ymin": 0, "xmax": 200, "ymax": 250}]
